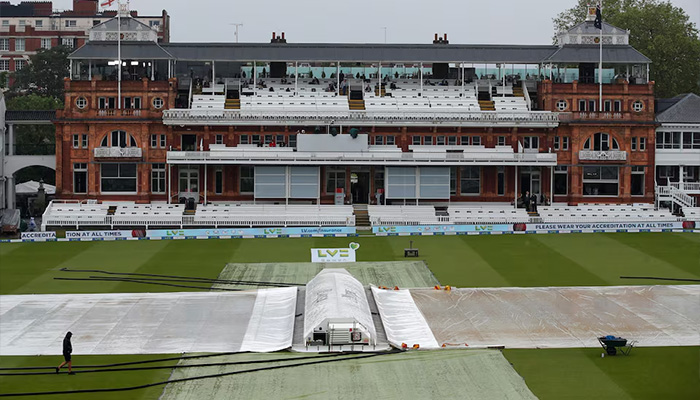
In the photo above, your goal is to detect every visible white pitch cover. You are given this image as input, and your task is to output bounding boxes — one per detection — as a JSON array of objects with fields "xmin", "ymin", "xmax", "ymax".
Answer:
[
  {"xmin": 240, "ymin": 286, "xmax": 297, "ymax": 352},
  {"xmin": 371, "ymin": 286, "xmax": 439, "ymax": 349}
]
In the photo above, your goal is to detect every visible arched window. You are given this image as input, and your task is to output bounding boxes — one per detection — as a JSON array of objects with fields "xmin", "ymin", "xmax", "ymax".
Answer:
[
  {"xmin": 100, "ymin": 130, "xmax": 137, "ymax": 148},
  {"xmin": 583, "ymin": 133, "xmax": 619, "ymax": 151}
]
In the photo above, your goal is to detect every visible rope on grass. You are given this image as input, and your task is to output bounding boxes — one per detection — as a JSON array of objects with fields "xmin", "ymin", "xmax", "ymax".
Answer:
[
  {"xmin": 619, "ymin": 276, "xmax": 700, "ymax": 283},
  {"xmin": 52, "ymin": 277, "xmax": 243, "ymax": 291},
  {"xmin": 0, "ymin": 351, "xmax": 397, "ymax": 397}
]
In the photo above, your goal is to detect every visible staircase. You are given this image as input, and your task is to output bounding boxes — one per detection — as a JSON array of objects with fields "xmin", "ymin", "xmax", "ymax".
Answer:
[
  {"xmin": 479, "ymin": 100, "xmax": 495, "ymax": 111},
  {"xmin": 349, "ymin": 99, "xmax": 366, "ymax": 111},
  {"xmin": 527, "ymin": 210, "xmax": 543, "ymax": 223},
  {"xmin": 353, "ymin": 204, "xmax": 371, "ymax": 231},
  {"xmin": 513, "ymin": 86, "xmax": 524, "ymax": 97},
  {"xmin": 374, "ymin": 84, "xmax": 386, "ymax": 97},
  {"xmin": 656, "ymin": 185, "xmax": 696, "ymax": 209},
  {"xmin": 107, "ymin": 206, "xmax": 117, "ymax": 216},
  {"xmin": 225, "ymin": 98, "xmax": 240, "ymax": 109}
]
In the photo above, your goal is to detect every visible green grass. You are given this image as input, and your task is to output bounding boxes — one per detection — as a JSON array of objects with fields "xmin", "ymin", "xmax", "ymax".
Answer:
[
  {"xmin": 1, "ymin": 232, "xmax": 698, "ymax": 398},
  {"xmin": 505, "ymin": 347, "xmax": 700, "ymax": 400},
  {"xmin": 0, "ymin": 354, "xmax": 178, "ymax": 400}
]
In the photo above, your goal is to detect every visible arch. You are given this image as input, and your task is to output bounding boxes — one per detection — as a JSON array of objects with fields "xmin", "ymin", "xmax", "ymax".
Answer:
[
  {"xmin": 582, "ymin": 132, "xmax": 620, "ymax": 151},
  {"xmin": 4, "ymin": 156, "xmax": 56, "ymax": 177},
  {"xmin": 99, "ymin": 130, "xmax": 138, "ymax": 148}
]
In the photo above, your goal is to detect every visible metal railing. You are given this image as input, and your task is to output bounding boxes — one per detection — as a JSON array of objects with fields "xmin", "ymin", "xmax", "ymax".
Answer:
[{"xmin": 670, "ymin": 182, "xmax": 700, "ymax": 192}]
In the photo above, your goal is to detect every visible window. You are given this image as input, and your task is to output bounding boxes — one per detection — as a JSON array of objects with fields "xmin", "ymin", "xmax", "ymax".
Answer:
[
  {"xmin": 497, "ymin": 136, "xmax": 506, "ymax": 146},
  {"xmin": 81, "ymin": 134, "xmax": 88, "ymax": 148},
  {"xmin": 61, "ymin": 38, "xmax": 74, "ymax": 48},
  {"xmin": 0, "ymin": 39, "xmax": 8, "ymax": 52},
  {"xmin": 160, "ymin": 134, "xmax": 166, "ymax": 148},
  {"xmin": 436, "ymin": 136, "xmax": 445, "ymax": 146},
  {"xmin": 523, "ymin": 136, "xmax": 539, "ymax": 150},
  {"xmin": 639, "ymin": 137, "xmax": 646, "ymax": 150},
  {"xmin": 326, "ymin": 167, "xmax": 346, "ymax": 194},
  {"xmin": 460, "ymin": 136, "xmax": 469, "ymax": 145},
  {"xmin": 264, "ymin": 135, "xmax": 273, "ymax": 145},
  {"xmin": 447, "ymin": 136, "xmax": 457, "ymax": 146},
  {"xmin": 65, "ymin": 20, "xmax": 77, "ymax": 27},
  {"xmin": 497, "ymin": 166, "xmax": 505, "ymax": 196},
  {"xmin": 374, "ymin": 169, "xmax": 385, "ymax": 197},
  {"xmin": 14, "ymin": 59, "xmax": 26, "ymax": 70},
  {"xmin": 554, "ymin": 166, "xmax": 568, "ymax": 195},
  {"xmin": 40, "ymin": 38, "xmax": 52, "ymax": 49},
  {"xmin": 613, "ymin": 100, "xmax": 622, "ymax": 112},
  {"xmin": 0, "ymin": 59, "xmax": 8, "ymax": 71},
  {"xmin": 471, "ymin": 136, "xmax": 481, "ymax": 146},
  {"xmin": 15, "ymin": 38, "xmax": 25, "ymax": 52},
  {"xmin": 631, "ymin": 166, "xmax": 644, "ymax": 196},
  {"xmin": 215, "ymin": 167, "xmax": 223, "ymax": 194},
  {"xmin": 412, "ymin": 136, "xmax": 422, "ymax": 145},
  {"xmin": 374, "ymin": 135, "xmax": 384, "ymax": 145},
  {"xmin": 562, "ymin": 137, "xmax": 569, "ymax": 150},
  {"xmin": 583, "ymin": 133, "xmax": 619, "ymax": 151},
  {"xmin": 151, "ymin": 164, "xmax": 166, "ymax": 194},
  {"xmin": 288, "ymin": 134, "xmax": 297, "ymax": 148},
  {"xmin": 578, "ymin": 99, "xmax": 586, "ymax": 111},
  {"xmin": 101, "ymin": 163, "xmax": 137, "ymax": 193},
  {"xmin": 656, "ymin": 131, "xmax": 682, "ymax": 149},
  {"xmin": 631, "ymin": 100, "xmax": 644, "ymax": 112},
  {"xmin": 460, "ymin": 166, "xmax": 480, "ymax": 195},
  {"xmin": 240, "ymin": 166, "xmax": 254, "ymax": 193},
  {"xmin": 72, "ymin": 134, "xmax": 80, "ymax": 149},
  {"xmin": 682, "ymin": 132, "xmax": 700, "ymax": 149},
  {"xmin": 149, "ymin": 20, "xmax": 161, "ymax": 27},
  {"xmin": 556, "ymin": 99, "xmax": 568, "ymax": 111},
  {"xmin": 450, "ymin": 167, "xmax": 456, "ymax": 195},
  {"xmin": 123, "ymin": 97, "xmax": 141, "ymax": 109},
  {"xmin": 1, "ymin": 21, "xmax": 8, "ymax": 28},
  {"xmin": 73, "ymin": 163, "xmax": 87, "ymax": 194},
  {"xmin": 588, "ymin": 100, "xmax": 596, "ymax": 112},
  {"xmin": 18, "ymin": 20, "xmax": 26, "ymax": 28},
  {"xmin": 215, "ymin": 134, "xmax": 224, "ymax": 145},
  {"xmin": 424, "ymin": 136, "xmax": 433, "ymax": 145},
  {"xmin": 93, "ymin": 20, "xmax": 101, "ymax": 26},
  {"xmin": 631, "ymin": 137, "xmax": 637, "ymax": 151},
  {"xmin": 554, "ymin": 136, "xmax": 560, "ymax": 151},
  {"xmin": 150, "ymin": 135, "xmax": 158, "ymax": 148},
  {"xmin": 101, "ymin": 130, "xmax": 136, "ymax": 148},
  {"xmin": 75, "ymin": 97, "xmax": 87, "ymax": 109},
  {"xmin": 152, "ymin": 97, "xmax": 164, "ymax": 109},
  {"xmin": 276, "ymin": 135, "xmax": 285, "ymax": 146},
  {"xmin": 604, "ymin": 100, "xmax": 612, "ymax": 112},
  {"xmin": 98, "ymin": 97, "xmax": 116, "ymax": 109},
  {"xmin": 386, "ymin": 135, "xmax": 395, "ymax": 146},
  {"xmin": 35, "ymin": 20, "xmax": 43, "ymax": 28},
  {"xmin": 583, "ymin": 166, "xmax": 618, "ymax": 196},
  {"xmin": 240, "ymin": 134, "xmax": 249, "ymax": 145}
]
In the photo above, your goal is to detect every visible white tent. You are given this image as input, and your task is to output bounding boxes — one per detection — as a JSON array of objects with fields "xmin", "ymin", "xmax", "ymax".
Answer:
[{"xmin": 15, "ymin": 180, "xmax": 56, "ymax": 195}]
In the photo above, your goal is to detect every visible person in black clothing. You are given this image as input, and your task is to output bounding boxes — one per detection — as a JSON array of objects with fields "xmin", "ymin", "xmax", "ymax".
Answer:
[
  {"xmin": 56, "ymin": 332, "xmax": 74, "ymax": 375},
  {"xmin": 524, "ymin": 191, "xmax": 531, "ymax": 212},
  {"xmin": 530, "ymin": 193, "xmax": 538, "ymax": 213}
]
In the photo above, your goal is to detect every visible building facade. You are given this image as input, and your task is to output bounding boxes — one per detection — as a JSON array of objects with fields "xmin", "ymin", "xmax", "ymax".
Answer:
[
  {"xmin": 53, "ymin": 9, "xmax": 665, "ymax": 207},
  {"xmin": 0, "ymin": 0, "xmax": 169, "ymax": 77}
]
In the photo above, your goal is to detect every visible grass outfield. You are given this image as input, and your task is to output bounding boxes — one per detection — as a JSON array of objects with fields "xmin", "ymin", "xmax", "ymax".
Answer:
[{"xmin": 1, "ymin": 232, "xmax": 699, "ymax": 398}]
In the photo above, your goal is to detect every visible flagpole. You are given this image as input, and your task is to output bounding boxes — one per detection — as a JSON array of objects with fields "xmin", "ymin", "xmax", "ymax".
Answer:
[
  {"xmin": 117, "ymin": 0, "xmax": 122, "ymax": 109},
  {"xmin": 598, "ymin": 1, "xmax": 603, "ymax": 112}
]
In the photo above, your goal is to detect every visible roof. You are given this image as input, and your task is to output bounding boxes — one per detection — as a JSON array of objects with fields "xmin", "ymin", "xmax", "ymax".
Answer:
[
  {"xmin": 656, "ymin": 93, "xmax": 700, "ymax": 123},
  {"xmin": 91, "ymin": 16, "xmax": 153, "ymax": 32},
  {"xmin": 5, "ymin": 110, "xmax": 56, "ymax": 122},
  {"xmin": 69, "ymin": 41, "xmax": 173, "ymax": 60},
  {"xmin": 565, "ymin": 21, "xmax": 628, "ymax": 36},
  {"xmin": 545, "ymin": 45, "xmax": 651, "ymax": 63}
]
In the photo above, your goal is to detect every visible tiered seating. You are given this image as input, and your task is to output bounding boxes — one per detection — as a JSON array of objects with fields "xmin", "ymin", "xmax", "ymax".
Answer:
[
  {"xmin": 683, "ymin": 207, "xmax": 700, "ymax": 220},
  {"xmin": 192, "ymin": 204, "xmax": 355, "ymax": 227},
  {"xmin": 41, "ymin": 201, "xmax": 110, "ymax": 228},
  {"xmin": 111, "ymin": 204, "xmax": 185, "ymax": 227},
  {"xmin": 448, "ymin": 205, "xmax": 529, "ymax": 224},
  {"xmin": 539, "ymin": 204, "xmax": 678, "ymax": 223},
  {"xmin": 191, "ymin": 95, "xmax": 226, "ymax": 116},
  {"xmin": 241, "ymin": 96, "xmax": 349, "ymax": 112},
  {"xmin": 368, "ymin": 205, "xmax": 438, "ymax": 225},
  {"xmin": 493, "ymin": 97, "xmax": 528, "ymax": 111}
]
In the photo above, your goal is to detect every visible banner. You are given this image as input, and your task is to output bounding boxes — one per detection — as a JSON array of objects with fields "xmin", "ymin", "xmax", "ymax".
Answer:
[
  {"xmin": 147, "ymin": 226, "xmax": 356, "ymax": 238},
  {"xmin": 310, "ymin": 248, "xmax": 356, "ymax": 263},
  {"xmin": 65, "ymin": 230, "xmax": 145, "ymax": 239},
  {"xmin": 373, "ymin": 224, "xmax": 512, "ymax": 235},
  {"xmin": 524, "ymin": 221, "xmax": 687, "ymax": 231},
  {"xmin": 21, "ymin": 231, "xmax": 56, "ymax": 240}
]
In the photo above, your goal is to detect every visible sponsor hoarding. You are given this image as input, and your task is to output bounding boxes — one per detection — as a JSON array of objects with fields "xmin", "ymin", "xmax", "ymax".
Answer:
[
  {"xmin": 65, "ymin": 230, "xmax": 145, "ymax": 239},
  {"xmin": 373, "ymin": 224, "xmax": 512, "ymax": 234},
  {"xmin": 525, "ymin": 221, "xmax": 687, "ymax": 231},
  {"xmin": 147, "ymin": 226, "xmax": 356, "ymax": 238},
  {"xmin": 20, "ymin": 231, "xmax": 57, "ymax": 240}
]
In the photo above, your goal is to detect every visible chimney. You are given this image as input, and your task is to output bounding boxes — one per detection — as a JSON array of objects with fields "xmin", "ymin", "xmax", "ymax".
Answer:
[
  {"xmin": 281, "ymin": 32, "xmax": 285, "ymax": 40},
  {"xmin": 434, "ymin": 33, "xmax": 438, "ymax": 41},
  {"xmin": 444, "ymin": 33, "xmax": 447, "ymax": 41},
  {"xmin": 272, "ymin": 31, "xmax": 276, "ymax": 40}
]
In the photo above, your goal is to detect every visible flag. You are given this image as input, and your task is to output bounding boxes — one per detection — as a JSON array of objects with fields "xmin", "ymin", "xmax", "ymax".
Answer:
[
  {"xmin": 594, "ymin": 3, "xmax": 602, "ymax": 30},
  {"xmin": 100, "ymin": 0, "xmax": 116, "ymax": 7},
  {"xmin": 518, "ymin": 141, "xmax": 523, "ymax": 153}
]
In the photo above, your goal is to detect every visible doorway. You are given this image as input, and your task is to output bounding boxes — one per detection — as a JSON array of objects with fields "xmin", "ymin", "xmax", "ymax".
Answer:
[
  {"xmin": 179, "ymin": 167, "xmax": 199, "ymax": 201},
  {"xmin": 520, "ymin": 168, "xmax": 541, "ymax": 198},
  {"xmin": 351, "ymin": 171, "xmax": 370, "ymax": 204},
  {"xmin": 181, "ymin": 134, "xmax": 197, "ymax": 151}
]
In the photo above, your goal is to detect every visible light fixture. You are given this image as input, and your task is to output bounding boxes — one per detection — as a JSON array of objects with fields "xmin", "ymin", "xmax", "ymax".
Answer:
[{"xmin": 131, "ymin": 61, "xmax": 139, "ymax": 66}]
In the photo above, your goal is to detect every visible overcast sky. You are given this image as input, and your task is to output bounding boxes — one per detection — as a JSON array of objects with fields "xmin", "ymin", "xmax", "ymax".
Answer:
[{"xmin": 48, "ymin": 0, "xmax": 700, "ymax": 44}]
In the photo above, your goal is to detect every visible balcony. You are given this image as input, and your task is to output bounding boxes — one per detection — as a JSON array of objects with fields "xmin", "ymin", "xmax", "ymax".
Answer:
[
  {"xmin": 162, "ymin": 109, "xmax": 561, "ymax": 128},
  {"xmin": 94, "ymin": 147, "xmax": 142, "ymax": 158},
  {"xmin": 167, "ymin": 147, "xmax": 558, "ymax": 166},
  {"xmin": 578, "ymin": 150, "xmax": 627, "ymax": 161},
  {"xmin": 97, "ymin": 109, "xmax": 142, "ymax": 117}
]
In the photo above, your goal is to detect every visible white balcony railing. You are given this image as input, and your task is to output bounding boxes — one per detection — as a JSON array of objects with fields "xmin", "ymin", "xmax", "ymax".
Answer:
[
  {"xmin": 578, "ymin": 150, "xmax": 627, "ymax": 161},
  {"xmin": 670, "ymin": 182, "xmax": 700, "ymax": 193},
  {"xmin": 162, "ymin": 109, "xmax": 560, "ymax": 128},
  {"xmin": 94, "ymin": 147, "xmax": 143, "ymax": 158}
]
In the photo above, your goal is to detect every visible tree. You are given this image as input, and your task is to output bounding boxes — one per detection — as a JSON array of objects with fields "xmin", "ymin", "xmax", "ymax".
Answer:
[
  {"xmin": 10, "ymin": 45, "xmax": 71, "ymax": 100},
  {"xmin": 554, "ymin": 0, "xmax": 700, "ymax": 98}
]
